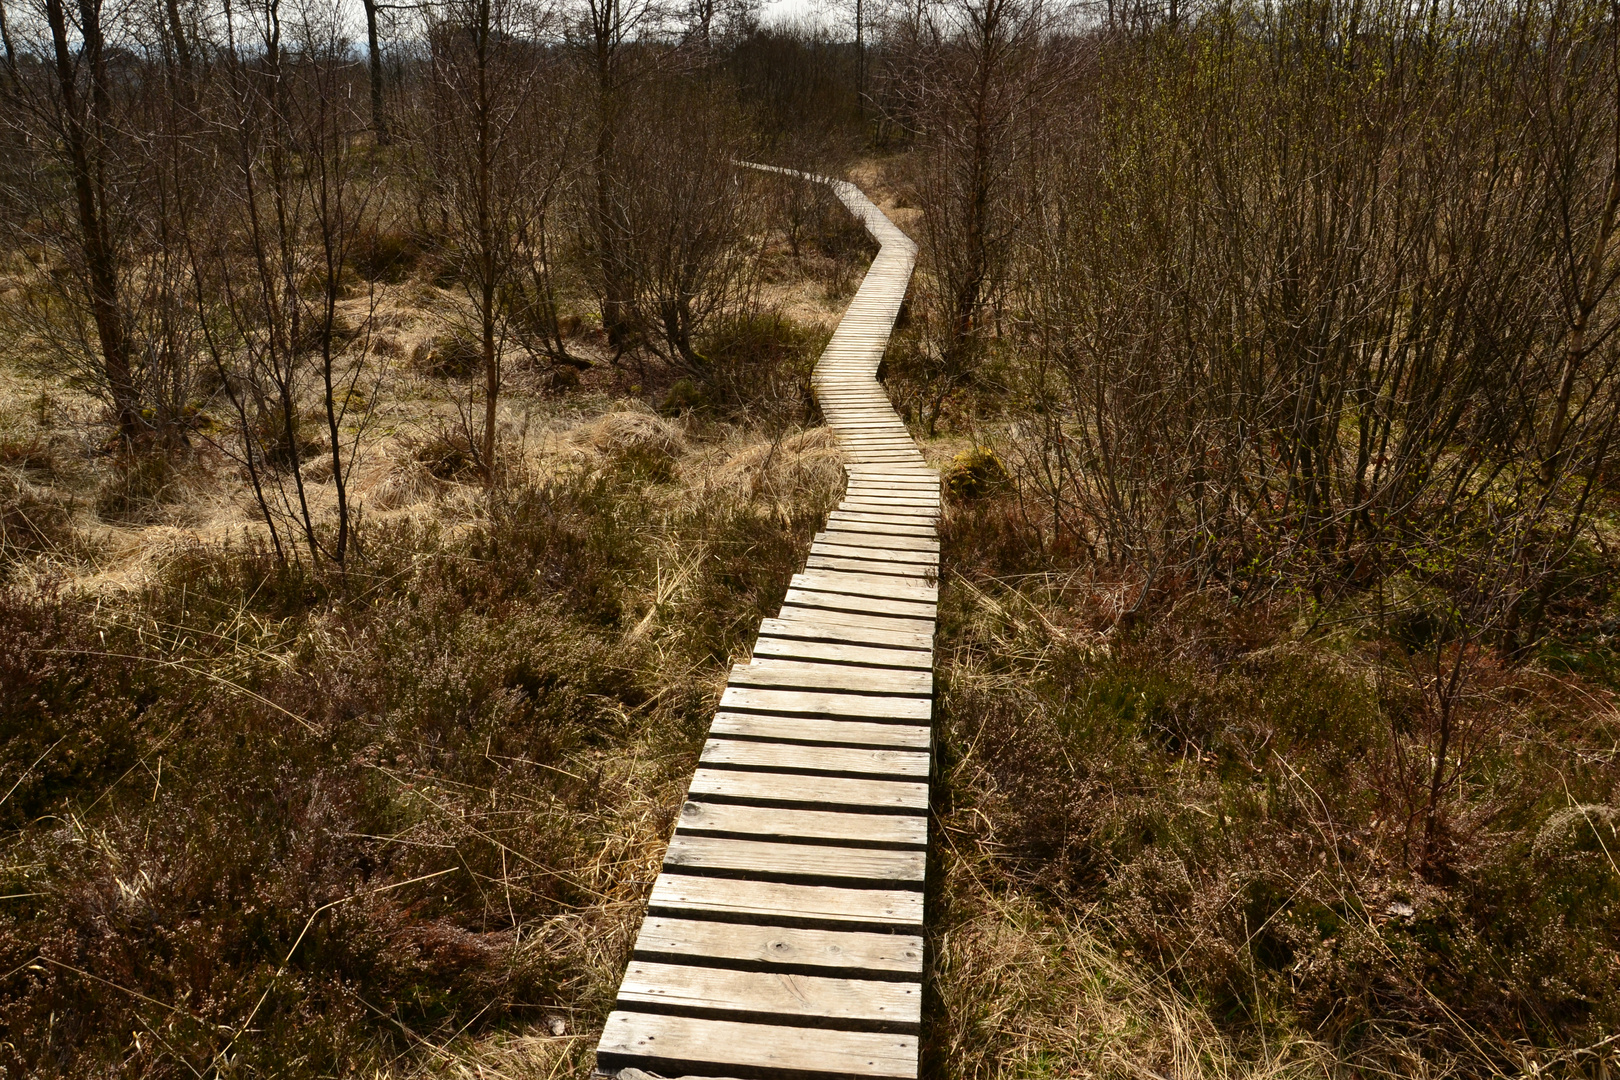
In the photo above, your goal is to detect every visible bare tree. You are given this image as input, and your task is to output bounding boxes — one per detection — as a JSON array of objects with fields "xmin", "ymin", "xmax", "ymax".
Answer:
[
  {"xmin": 420, "ymin": 0, "xmax": 563, "ymax": 479},
  {"xmin": 189, "ymin": 0, "xmax": 377, "ymax": 566},
  {"xmin": 0, "ymin": 0, "xmax": 217, "ymax": 447},
  {"xmin": 884, "ymin": 0, "xmax": 1061, "ymax": 432},
  {"xmin": 577, "ymin": 0, "xmax": 660, "ymax": 352},
  {"xmin": 618, "ymin": 73, "xmax": 760, "ymax": 369}
]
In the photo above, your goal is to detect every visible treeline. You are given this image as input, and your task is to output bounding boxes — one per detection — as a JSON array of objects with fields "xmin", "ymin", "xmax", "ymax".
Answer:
[
  {"xmin": 10, "ymin": 0, "xmax": 1620, "ymax": 637},
  {"xmin": 0, "ymin": 0, "xmax": 866, "ymax": 564},
  {"xmin": 885, "ymin": 0, "xmax": 1620, "ymax": 650}
]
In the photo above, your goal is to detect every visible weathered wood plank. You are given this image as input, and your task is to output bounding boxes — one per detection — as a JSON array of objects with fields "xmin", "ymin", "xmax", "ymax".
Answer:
[
  {"xmin": 782, "ymin": 588, "xmax": 936, "ymax": 620},
  {"xmin": 648, "ymin": 873, "xmax": 925, "ymax": 926},
  {"xmin": 708, "ymin": 711, "xmax": 931, "ymax": 752},
  {"xmin": 719, "ymin": 685, "xmax": 933, "ymax": 721},
  {"xmin": 597, "ymin": 1012, "xmax": 919, "ymax": 1079},
  {"xmin": 793, "ymin": 571, "xmax": 937, "ymax": 601},
  {"xmin": 817, "ymin": 531, "xmax": 940, "ymax": 552},
  {"xmin": 752, "ymin": 635, "xmax": 933, "ymax": 670},
  {"xmin": 631, "ymin": 917, "xmax": 924, "ymax": 974},
  {"xmin": 806, "ymin": 556, "xmax": 936, "ymax": 579},
  {"xmin": 757, "ymin": 616, "xmax": 935, "ymax": 651},
  {"xmin": 701, "ymin": 737, "xmax": 931, "ymax": 777},
  {"xmin": 810, "ymin": 544, "xmax": 938, "ymax": 566},
  {"xmin": 664, "ymin": 834, "xmax": 926, "ymax": 881},
  {"xmin": 677, "ymin": 798, "xmax": 929, "ymax": 845},
  {"xmin": 731, "ymin": 659, "xmax": 933, "ymax": 697},
  {"xmin": 617, "ymin": 961, "xmax": 922, "ymax": 1025},
  {"xmin": 688, "ymin": 767, "xmax": 928, "ymax": 810},
  {"xmin": 826, "ymin": 511, "xmax": 942, "ymax": 530},
  {"xmin": 773, "ymin": 607, "xmax": 936, "ymax": 639}
]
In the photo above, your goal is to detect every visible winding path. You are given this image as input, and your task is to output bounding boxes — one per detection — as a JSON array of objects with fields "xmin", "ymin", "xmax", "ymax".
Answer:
[{"xmin": 593, "ymin": 171, "xmax": 937, "ymax": 1080}]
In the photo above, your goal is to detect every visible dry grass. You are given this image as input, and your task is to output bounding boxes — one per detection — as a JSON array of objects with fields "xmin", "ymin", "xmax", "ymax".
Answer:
[
  {"xmin": 926, "ymin": 480, "xmax": 1620, "ymax": 1080},
  {"xmin": 0, "ymin": 240, "xmax": 855, "ymax": 1077}
]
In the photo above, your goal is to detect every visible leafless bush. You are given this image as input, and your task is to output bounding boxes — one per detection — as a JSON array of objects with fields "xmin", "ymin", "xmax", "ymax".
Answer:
[
  {"xmin": 887, "ymin": 0, "xmax": 1620, "ymax": 651},
  {"xmin": 187, "ymin": 0, "xmax": 379, "ymax": 568},
  {"xmin": 413, "ymin": 0, "xmax": 575, "ymax": 478}
]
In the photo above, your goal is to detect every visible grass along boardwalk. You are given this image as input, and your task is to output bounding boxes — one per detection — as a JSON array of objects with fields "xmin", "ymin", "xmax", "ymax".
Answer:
[{"xmin": 592, "ymin": 171, "xmax": 935, "ymax": 1080}]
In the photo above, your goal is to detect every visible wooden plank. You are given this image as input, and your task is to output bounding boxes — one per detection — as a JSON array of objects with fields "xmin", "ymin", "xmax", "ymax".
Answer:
[
  {"xmin": 752, "ymin": 635, "xmax": 932, "ymax": 670},
  {"xmin": 664, "ymin": 834, "xmax": 926, "ymax": 882},
  {"xmin": 631, "ymin": 916, "xmax": 923, "ymax": 974},
  {"xmin": 783, "ymin": 588, "xmax": 936, "ymax": 620},
  {"xmin": 817, "ymin": 531, "xmax": 939, "ymax": 553},
  {"xmin": 808, "ymin": 549, "xmax": 937, "ymax": 569},
  {"xmin": 617, "ymin": 961, "xmax": 921, "ymax": 1025},
  {"xmin": 806, "ymin": 556, "xmax": 936, "ymax": 579},
  {"xmin": 846, "ymin": 470, "xmax": 935, "ymax": 479},
  {"xmin": 732, "ymin": 659, "xmax": 933, "ymax": 697},
  {"xmin": 677, "ymin": 798, "xmax": 929, "ymax": 845},
  {"xmin": 701, "ymin": 737, "xmax": 931, "ymax": 777},
  {"xmin": 757, "ymin": 616, "xmax": 935, "ymax": 651},
  {"xmin": 688, "ymin": 768, "xmax": 928, "ymax": 810},
  {"xmin": 820, "ymin": 521, "xmax": 939, "ymax": 540},
  {"xmin": 824, "ymin": 519, "xmax": 939, "ymax": 539},
  {"xmin": 709, "ymin": 711, "xmax": 931, "ymax": 752},
  {"xmin": 839, "ymin": 497, "xmax": 936, "ymax": 510},
  {"xmin": 774, "ymin": 607, "xmax": 935, "ymax": 639},
  {"xmin": 827, "ymin": 511, "xmax": 942, "ymax": 530},
  {"xmin": 719, "ymin": 685, "xmax": 933, "ymax": 721},
  {"xmin": 648, "ymin": 873, "xmax": 925, "ymax": 927},
  {"xmin": 846, "ymin": 477, "xmax": 938, "ymax": 486},
  {"xmin": 793, "ymin": 571, "xmax": 937, "ymax": 602},
  {"xmin": 810, "ymin": 544, "xmax": 937, "ymax": 566},
  {"xmin": 840, "ymin": 487, "xmax": 937, "ymax": 499},
  {"xmin": 597, "ymin": 1012, "xmax": 919, "ymax": 1079}
]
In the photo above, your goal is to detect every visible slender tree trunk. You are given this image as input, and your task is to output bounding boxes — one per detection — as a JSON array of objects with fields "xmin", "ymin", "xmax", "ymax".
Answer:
[
  {"xmin": 592, "ymin": 0, "xmax": 632, "ymax": 349},
  {"xmin": 47, "ymin": 0, "xmax": 139, "ymax": 442},
  {"xmin": 164, "ymin": 0, "xmax": 192, "ymax": 79},
  {"xmin": 477, "ymin": 0, "xmax": 498, "ymax": 481},
  {"xmin": 856, "ymin": 0, "xmax": 865, "ymax": 105},
  {"xmin": 361, "ymin": 0, "xmax": 388, "ymax": 144},
  {"xmin": 0, "ymin": 0, "xmax": 17, "ymax": 79}
]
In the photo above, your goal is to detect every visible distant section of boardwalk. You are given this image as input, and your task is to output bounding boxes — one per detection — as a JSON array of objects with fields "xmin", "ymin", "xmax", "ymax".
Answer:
[{"xmin": 592, "ymin": 169, "xmax": 935, "ymax": 1080}]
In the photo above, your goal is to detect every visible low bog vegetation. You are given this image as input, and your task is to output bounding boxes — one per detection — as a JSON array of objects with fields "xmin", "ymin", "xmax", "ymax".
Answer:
[
  {"xmin": 0, "ymin": 416, "xmax": 843, "ymax": 1077},
  {"xmin": 925, "ymin": 486, "xmax": 1620, "ymax": 1079}
]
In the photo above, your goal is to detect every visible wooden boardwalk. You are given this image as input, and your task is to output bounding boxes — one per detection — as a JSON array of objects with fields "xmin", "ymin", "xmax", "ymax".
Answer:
[{"xmin": 593, "ymin": 171, "xmax": 935, "ymax": 1080}]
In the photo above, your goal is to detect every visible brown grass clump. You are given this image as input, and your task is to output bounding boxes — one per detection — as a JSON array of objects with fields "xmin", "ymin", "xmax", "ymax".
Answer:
[
  {"xmin": 701, "ymin": 426, "xmax": 844, "ymax": 503},
  {"xmin": 568, "ymin": 410, "xmax": 688, "ymax": 481}
]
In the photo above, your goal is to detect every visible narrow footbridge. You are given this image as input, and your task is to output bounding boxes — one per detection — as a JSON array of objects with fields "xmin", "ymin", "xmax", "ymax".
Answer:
[{"xmin": 594, "ymin": 171, "xmax": 936, "ymax": 1080}]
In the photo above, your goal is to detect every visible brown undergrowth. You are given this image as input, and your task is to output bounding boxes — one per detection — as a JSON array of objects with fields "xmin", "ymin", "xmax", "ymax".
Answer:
[
  {"xmin": 925, "ymin": 491, "xmax": 1620, "ymax": 1080},
  {"xmin": 0, "ymin": 412, "xmax": 843, "ymax": 1078}
]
